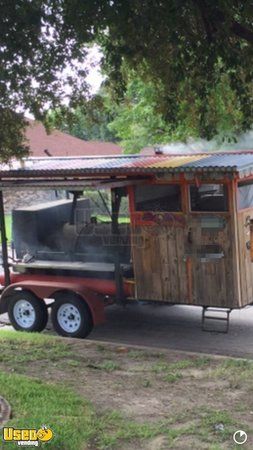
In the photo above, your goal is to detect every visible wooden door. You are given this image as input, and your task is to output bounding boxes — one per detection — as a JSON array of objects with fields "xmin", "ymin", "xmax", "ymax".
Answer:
[
  {"xmin": 187, "ymin": 215, "xmax": 237, "ymax": 307},
  {"xmin": 131, "ymin": 214, "xmax": 239, "ymax": 307},
  {"xmin": 132, "ymin": 222, "xmax": 188, "ymax": 302}
]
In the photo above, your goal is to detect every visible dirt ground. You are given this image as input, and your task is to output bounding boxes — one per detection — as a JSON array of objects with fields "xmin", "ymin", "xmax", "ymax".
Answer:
[{"xmin": 1, "ymin": 336, "xmax": 253, "ymax": 449}]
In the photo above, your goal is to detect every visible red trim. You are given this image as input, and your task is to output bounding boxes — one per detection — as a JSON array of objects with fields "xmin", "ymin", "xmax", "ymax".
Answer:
[
  {"xmin": 127, "ymin": 185, "xmax": 135, "ymax": 219},
  {"xmin": 238, "ymin": 174, "xmax": 253, "ymax": 183},
  {"xmin": 194, "ymin": 176, "xmax": 200, "ymax": 188},
  {"xmin": 0, "ymin": 274, "xmax": 132, "ymax": 324},
  {"xmin": 131, "ymin": 211, "xmax": 185, "ymax": 227},
  {"xmin": 181, "ymin": 180, "xmax": 188, "ymax": 213},
  {"xmin": 130, "ymin": 180, "xmax": 185, "ymax": 225},
  {"xmin": 0, "ymin": 273, "xmax": 126, "ymax": 295}
]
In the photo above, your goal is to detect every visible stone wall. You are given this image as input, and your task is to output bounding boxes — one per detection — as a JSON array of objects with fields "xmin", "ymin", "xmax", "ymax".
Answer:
[{"xmin": 3, "ymin": 189, "xmax": 66, "ymax": 214}]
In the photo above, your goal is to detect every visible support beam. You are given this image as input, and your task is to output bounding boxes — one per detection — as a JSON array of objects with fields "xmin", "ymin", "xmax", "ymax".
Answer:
[
  {"xmin": 0, "ymin": 191, "xmax": 10, "ymax": 286},
  {"xmin": 111, "ymin": 188, "xmax": 121, "ymax": 235}
]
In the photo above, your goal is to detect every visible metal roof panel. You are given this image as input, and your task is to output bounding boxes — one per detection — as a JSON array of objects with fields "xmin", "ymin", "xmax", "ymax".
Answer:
[{"xmin": 0, "ymin": 152, "xmax": 253, "ymax": 179}]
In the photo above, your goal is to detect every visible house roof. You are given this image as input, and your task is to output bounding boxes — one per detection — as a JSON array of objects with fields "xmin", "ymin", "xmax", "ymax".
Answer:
[
  {"xmin": 1, "ymin": 152, "xmax": 253, "ymax": 182},
  {"xmin": 25, "ymin": 120, "xmax": 122, "ymax": 157}
]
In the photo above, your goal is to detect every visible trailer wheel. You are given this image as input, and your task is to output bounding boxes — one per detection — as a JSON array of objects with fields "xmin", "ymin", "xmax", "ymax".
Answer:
[
  {"xmin": 8, "ymin": 290, "xmax": 48, "ymax": 332},
  {"xmin": 51, "ymin": 293, "xmax": 93, "ymax": 338}
]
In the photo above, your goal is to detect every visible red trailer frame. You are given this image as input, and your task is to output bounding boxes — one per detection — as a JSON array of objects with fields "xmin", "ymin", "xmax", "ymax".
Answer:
[{"xmin": 1, "ymin": 152, "xmax": 253, "ymax": 337}]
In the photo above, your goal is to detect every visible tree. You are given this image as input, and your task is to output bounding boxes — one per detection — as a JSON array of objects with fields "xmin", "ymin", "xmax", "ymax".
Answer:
[
  {"xmin": 108, "ymin": 73, "xmax": 245, "ymax": 152},
  {"xmin": 0, "ymin": 1, "xmax": 252, "ymax": 159},
  {"xmin": 0, "ymin": 0, "xmax": 89, "ymax": 160},
  {"xmin": 47, "ymin": 93, "xmax": 118, "ymax": 142},
  {"xmin": 97, "ymin": 0, "xmax": 253, "ymax": 140}
]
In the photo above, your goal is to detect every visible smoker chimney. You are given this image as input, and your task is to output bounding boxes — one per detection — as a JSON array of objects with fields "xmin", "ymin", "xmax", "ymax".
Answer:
[{"xmin": 154, "ymin": 146, "xmax": 163, "ymax": 155}]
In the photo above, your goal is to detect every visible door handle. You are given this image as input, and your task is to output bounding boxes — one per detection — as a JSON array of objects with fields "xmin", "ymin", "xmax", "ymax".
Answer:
[{"xmin": 187, "ymin": 228, "xmax": 193, "ymax": 244}]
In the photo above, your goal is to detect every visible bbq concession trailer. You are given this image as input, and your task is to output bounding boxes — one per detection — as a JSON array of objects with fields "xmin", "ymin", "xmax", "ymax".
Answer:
[{"xmin": 0, "ymin": 152, "xmax": 253, "ymax": 337}]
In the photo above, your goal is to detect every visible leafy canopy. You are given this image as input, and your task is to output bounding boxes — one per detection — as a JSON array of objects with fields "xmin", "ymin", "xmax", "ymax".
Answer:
[
  {"xmin": 50, "ymin": 74, "xmax": 246, "ymax": 153},
  {"xmin": 98, "ymin": 0, "xmax": 253, "ymax": 141},
  {"xmin": 0, "ymin": 0, "xmax": 89, "ymax": 160},
  {"xmin": 47, "ymin": 92, "xmax": 117, "ymax": 142},
  {"xmin": 0, "ymin": 0, "xmax": 252, "ymax": 159},
  {"xmin": 108, "ymin": 72, "xmax": 246, "ymax": 152}
]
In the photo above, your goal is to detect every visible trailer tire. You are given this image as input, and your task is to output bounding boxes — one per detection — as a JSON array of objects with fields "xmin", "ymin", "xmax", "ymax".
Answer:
[
  {"xmin": 51, "ymin": 293, "xmax": 93, "ymax": 338},
  {"xmin": 8, "ymin": 290, "xmax": 48, "ymax": 332}
]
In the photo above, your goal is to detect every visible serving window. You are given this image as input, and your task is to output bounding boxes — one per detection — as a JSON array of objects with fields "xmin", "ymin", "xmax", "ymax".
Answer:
[
  {"xmin": 190, "ymin": 184, "xmax": 228, "ymax": 212},
  {"xmin": 135, "ymin": 184, "xmax": 182, "ymax": 212},
  {"xmin": 238, "ymin": 183, "xmax": 253, "ymax": 209}
]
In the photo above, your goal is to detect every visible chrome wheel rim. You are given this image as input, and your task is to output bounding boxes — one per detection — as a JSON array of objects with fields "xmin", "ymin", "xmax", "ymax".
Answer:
[
  {"xmin": 13, "ymin": 299, "xmax": 36, "ymax": 328},
  {"xmin": 57, "ymin": 303, "xmax": 81, "ymax": 333}
]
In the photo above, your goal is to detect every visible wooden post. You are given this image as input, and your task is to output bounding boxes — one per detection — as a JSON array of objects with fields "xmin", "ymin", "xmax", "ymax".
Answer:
[
  {"xmin": 111, "ymin": 188, "xmax": 121, "ymax": 235},
  {"xmin": 250, "ymin": 219, "xmax": 253, "ymax": 263},
  {"xmin": 114, "ymin": 254, "xmax": 125, "ymax": 304},
  {"xmin": 0, "ymin": 190, "xmax": 10, "ymax": 286}
]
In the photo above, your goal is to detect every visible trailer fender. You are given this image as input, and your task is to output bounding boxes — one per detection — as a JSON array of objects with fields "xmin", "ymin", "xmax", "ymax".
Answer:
[{"xmin": 0, "ymin": 281, "xmax": 106, "ymax": 325}]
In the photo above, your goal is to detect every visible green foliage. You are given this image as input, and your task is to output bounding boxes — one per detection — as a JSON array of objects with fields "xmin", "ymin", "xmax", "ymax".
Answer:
[
  {"xmin": 97, "ymin": 1, "xmax": 253, "ymax": 140},
  {"xmin": 47, "ymin": 92, "xmax": 118, "ymax": 142},
  {"xmin": 163, "ymin": 372, "xmax": 182, "ymax": 383},
  {"xmin": 95, "ymin": 360, "xmax": 121, "ymax": 372},
  {"xmin": 0, "ymin": 371, "xmax": 94, "ymax": 450},
  {"xmin": 1, "ymin": 215, "xmax": 12, "ymax": 243},
  {"xmin": 108, "ymin": 78, "xmax": 172, "ymax": 153},
  {"xmin": 52, "ymin": 71, "xmax": 249, "ymax": 154},
  {"xmin": 0, "ymin": 111, "xmax": 29, "ymax": 161},
  {"xmin": 0, "ymin": 1, "xmax": 89, "ymax": 160},
  {"xmin": 1, "ymin": 1, "xmax": 252, "ymax": 159},
  {"xmin": 108, "ymin": 74, "xmax": 247, "ymax": 152},
  {"xmin": 0, "ymin": 330, "xmax": 70, "ymax": 365}
]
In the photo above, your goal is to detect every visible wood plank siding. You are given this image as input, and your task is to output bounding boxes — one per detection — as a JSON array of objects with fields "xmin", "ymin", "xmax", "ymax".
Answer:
[
  {"xmin": 130, "ymin": 179, "xmax": 242, "ymax": 308},
  {"xmin": 237, "ymin": 210, "xmax": 253, "ymax": 306}
]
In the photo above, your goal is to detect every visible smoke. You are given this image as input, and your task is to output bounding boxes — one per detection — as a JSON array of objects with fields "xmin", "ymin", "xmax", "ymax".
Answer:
[{"xmin": 155, "ymin": 130, "xmax": 253, "ymax": 154}]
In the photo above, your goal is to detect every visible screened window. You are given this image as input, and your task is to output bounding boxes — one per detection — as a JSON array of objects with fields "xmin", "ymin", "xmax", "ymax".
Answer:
[
  {"xmin": 135, "ymin": 184, "xmax": 181, "ymax": 212},
  {"xmin": 190, "ymin": 184, "xmax": 228, "ymax": 212},
  {"xmin": 238, "ymin": 183, "xmax": 253, "ymax": 209}
]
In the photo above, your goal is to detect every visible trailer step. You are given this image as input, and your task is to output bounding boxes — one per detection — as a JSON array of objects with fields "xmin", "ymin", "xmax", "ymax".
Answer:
[{"xmin": 202, "ymin": 307, "xmax": 232, "ymax": 333}]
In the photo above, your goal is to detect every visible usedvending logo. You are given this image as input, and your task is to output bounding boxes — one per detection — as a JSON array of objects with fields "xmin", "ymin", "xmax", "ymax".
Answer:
[{"xmin": 2, "ymin": 425, "xmax": 53, "ymax": 446}]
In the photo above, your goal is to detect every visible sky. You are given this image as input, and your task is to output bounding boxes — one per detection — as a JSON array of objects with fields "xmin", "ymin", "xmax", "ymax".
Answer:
[
  {"xmin": 84, "ymin": 46, "xmax": 104, "ymax": 94},
  {"xmin": 25, "ymin": 45, "xmax": 104, "ymax": 119}
]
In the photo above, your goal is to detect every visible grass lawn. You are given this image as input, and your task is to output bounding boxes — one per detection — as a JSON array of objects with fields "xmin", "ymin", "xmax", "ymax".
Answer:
[
  {"xmin": 97, "ymin": 214, "xmax": 130, "ymax": 223},
  {"xmin": 0, "ymin": 330, "xmax": 252, "ymax": 449},
  {"xmin": 0, "ymin": 215, "xmax": 12, "ymax": 243}
]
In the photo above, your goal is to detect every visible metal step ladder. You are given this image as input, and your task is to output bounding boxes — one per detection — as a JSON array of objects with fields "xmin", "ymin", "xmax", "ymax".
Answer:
[{"xmin": 202, "ymin": 307, "xmax": 232, "ymax": 333}]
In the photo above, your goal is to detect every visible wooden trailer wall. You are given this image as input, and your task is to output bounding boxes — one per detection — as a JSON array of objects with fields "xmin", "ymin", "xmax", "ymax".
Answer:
[
  {"xmin": 236, "ymin": 180, "xmax": 253, "ymax": 307},
  {"xmin": 128, "ymin": 176, "xmax": 241, "ymax": 308}
]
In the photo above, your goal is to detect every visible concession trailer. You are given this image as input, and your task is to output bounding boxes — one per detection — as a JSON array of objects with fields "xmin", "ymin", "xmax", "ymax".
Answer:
[{"xmin": 0, "ymin": 151, "xmax": 253, "ymax": 337}]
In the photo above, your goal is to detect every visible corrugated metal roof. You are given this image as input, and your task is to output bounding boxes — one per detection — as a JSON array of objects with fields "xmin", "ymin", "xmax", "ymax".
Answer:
[{"xmin": 0, "ymin": 152, "xmax": 253, "ymax": 179}]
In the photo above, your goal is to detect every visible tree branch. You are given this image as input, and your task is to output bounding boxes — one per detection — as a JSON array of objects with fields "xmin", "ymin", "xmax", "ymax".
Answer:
[
  {"xmin": 231, "ymin": 21, "xmax": 253, "ymax": 43},
  {"xmin": 192, "ymin": 0, "xmax": 215, "ymax": 43},
  {"xmin": 192, "ymin": 0, "xmax": 253, "ymax": 44}
]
